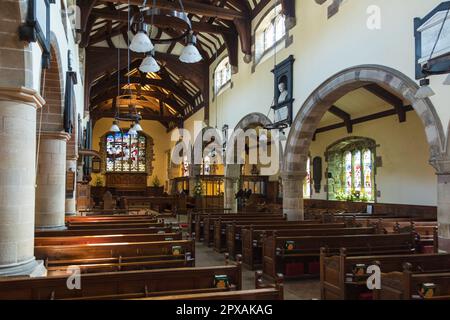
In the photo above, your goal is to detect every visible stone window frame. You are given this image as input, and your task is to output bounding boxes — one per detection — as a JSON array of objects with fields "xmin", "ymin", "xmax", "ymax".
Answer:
[{"xmin": 251, "ymin": 3, "xmax": 295, "ymax": 73}]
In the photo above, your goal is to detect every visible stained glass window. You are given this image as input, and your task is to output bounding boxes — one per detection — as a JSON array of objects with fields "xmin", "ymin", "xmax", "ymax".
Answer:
[
  {"xmin": 303, "ymin": 157, "xmax": 311, "ymax": 198},
  {"xmin": 363, "ymin": 150, "xmax": 373, "ymax": 200},
  {"xmin": 326, "ymin": 138, "xmax": 376, "ymax": 202},
  {"xmin": 106, "ymin": 132, "xmax": 146, "ymax": 173},
  {"xmin": 344, "ymin": 151, "xmax": 353, "ymax": 195},
  {"xmin": 353, "ymin": 151, "xmax": 362, "ymax": 192}
]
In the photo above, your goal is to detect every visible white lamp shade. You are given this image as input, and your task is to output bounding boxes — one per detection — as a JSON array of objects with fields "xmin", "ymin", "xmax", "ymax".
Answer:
[
  {"xmin": 110, "ymin": 121, "xmax": 120, "ymax": 132},
  {"xmin": 415, "ymin": 85, "xmax": 435, "ymax": 99},
  {"xmin": 139, "ymin": 55, "xmax": 160, "ymax": 73},
  {"xmin": 179, "ymin": 44, "xmax": 202, "ymax": 63},
  {"xmin": 133, "ymin": 122, "xmax": 143, "ymax": 131},
  {"xmin": 128, "ymin": 127, "xmax": 138, "ymax": 136},
  {"xmin": 130, "ymin": 31, "xmax": 154, "ymax": 53},
  {"xmin": 444, "ymin": 73, "xmax": 450, "ymax": 85}
]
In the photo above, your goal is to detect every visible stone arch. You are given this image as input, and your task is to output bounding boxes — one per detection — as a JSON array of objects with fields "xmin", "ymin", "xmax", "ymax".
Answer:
[
  {"xmin": 282, "ymin": 64, "xmax": 446, "ymax": 221},
  {"xmin": 224, "ymin": 112, "xmax": 282, "ymax": 210},
  {"xmin": 39, "ymin": 34, "xmax": 65, "ymax": 131}
]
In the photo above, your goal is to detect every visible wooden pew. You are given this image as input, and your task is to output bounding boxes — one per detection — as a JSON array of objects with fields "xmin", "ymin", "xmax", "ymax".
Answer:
[
  {"xmin": 320, "ymin": 249, "xmax": 446, "ymax": 300},
  {"xmin": 35, "ymin": 233, "xmax": 182, "ymax": 246},
  {"xmin": 262, "ymin": 233, "xmax": 416, "ymax": 280},
  {"xmin": 227, "ymin": 222, "xmax": 348, "ymax": 259},
  {"xmin": 65, "ymin": 215, "xmax": 157, "ymax": 223},
  {"xmin": 0, "ymin": 263, "xmax": 242, "ymax": 300},
  {"xmin": 204, "ymin": 215, "xmax": 286, "ymax": 246},
  {"xmin": 46, "ymin": 253, "xmax": 195, "ymax": 275},
  {"xmin": 136, "ymin": 270, "xmax": 284, "ymax": 300},
  {"xmin": 34, "ymin": 240, "xmax": 195, "ymax": 261},
  {"xmin": 35, "ymin": 226, "xmax": 174, "ymax": 237},
  {"xmin": 374, "ymin": 267, "xmax": 450, "ymax": 300},
  {"xmin": 67, "ymin": 221, "xmax": 165, "ymax": 230},
  {"xmin": 243, "ymin": 226, "xmax": 375, "ymax": 270},
  {"xmin": 193, "ymin": 212, "xmax": 284, "ymax": 242}
]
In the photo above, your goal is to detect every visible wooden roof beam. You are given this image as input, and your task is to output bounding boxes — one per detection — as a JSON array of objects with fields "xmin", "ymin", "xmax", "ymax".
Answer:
[
  {"xmin": 102, "ymin": 0, "xmax": 247, "ymax": 20},
  {"xmin": 328, "ymin": 105, "xmax": 352, "ymax": 133},
  {"xmin": 363, "ymin": 83, "xmax": 406, "ymax": 123}
]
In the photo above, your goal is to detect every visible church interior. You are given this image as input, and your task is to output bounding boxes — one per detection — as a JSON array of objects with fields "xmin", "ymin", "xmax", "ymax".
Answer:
[{"xmin": 1, "ymin": 0, "xmax": 450, "ymax": 302}]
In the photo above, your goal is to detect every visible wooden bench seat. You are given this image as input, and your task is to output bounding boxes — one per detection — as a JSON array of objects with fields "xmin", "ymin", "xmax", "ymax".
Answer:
[
  {"xmin": 203, "ymin": 215, "xmax": 286, "ymax": 246},
  {"xmin": 67, "ymin": 221, "xmax": 165, "ymax": 230},
  {"xmin": 228, "ymin": 222, "xmax": 348, "ymax": 259},
  {"xmin": 46, "ymin": 254, "xmax": 195, "ymax": 275},
  {"xmin": 263, "ymin": 233, "xmax": 416, "ymax": 280},
  {"xmin": 34, "ymin": 240, "xmax": 195, "ymax": 261},
  {"xmin": 320, "ymin": 249, "xmax": 445, "ymax": 300},
  {"xmin": 35, "ymin": 232, "xmax": 182, "ymax": 246},
  {"xmin": 243, "ymin": 227, "xmax": 376, "ymax": 270},
  {"xmin": 35, "ymin": 226, "xmax": 174, "ymax": 237},
  {"xmin": 374, "ymin": 268, "xmax": 450, "ymax": 300},
  {"xmin": 0, "ymin": 263, "xmax": 242, "ymax": 300},
  {"xmin": 136, "ymin": 288, "xmax": 283, "ymax": 300},
  {"xmin": 191, "ymin": 212, "xmax": 284, "ymax": 241}
]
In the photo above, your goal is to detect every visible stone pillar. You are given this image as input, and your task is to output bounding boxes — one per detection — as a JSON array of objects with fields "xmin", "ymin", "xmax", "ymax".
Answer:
[
  {"xmin": 0, "ymin": 87, "xmax": 46, "ymax": 276},
  {"xmin": 224, "ymin": 177, "xmax": 238, "ymax": 212},
  {"xmin": 282, "ymin": 172, "xmax": 306, "ymax": 221},
  {"xmin": 65, "ymin": 156, "xmax": 78, "ymax": 216},
  {"xmin": 437, "ymin": 173, "xmax": 450, "ymax": 252},
  {"xmin": 431, "ymin": 159, "xmax": 450, "ymax": 252},
  {"xmin": 35, "ymin": 131, "xmax": 71, "ymax": 230}
]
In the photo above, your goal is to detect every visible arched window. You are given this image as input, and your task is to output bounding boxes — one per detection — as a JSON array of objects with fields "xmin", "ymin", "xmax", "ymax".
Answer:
[
  {"xmin": 214, "ymin": 57, "xmax": 231, "ymax": 94},
  {"xmin": 106, "ymin": 132, "xmax": 147, "ymax": 173},
  {"xmin": 255, "ymin": 4, "xmax": 286, "ymax": 62},
  {"xmin": 326, "ymin": 137, "xmax": 376, "ymax": 202},
  {"xmin": 303, "ymin": 156, "xmax": 311, "ymax": 198}
]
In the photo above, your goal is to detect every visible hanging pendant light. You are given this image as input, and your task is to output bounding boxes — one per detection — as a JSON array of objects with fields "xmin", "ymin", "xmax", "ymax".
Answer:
[
  {"xmin": 128, "ymin": 125, "xmax": 138, "ymax": 136},
  {"xmin": 444, "ymin": 73, "xmax": 450, "ymax": 86},
  {"xmin": 133, "ymin": 120, "xmax": 143, "ymax": 132},
  {"xmin": 139, "ymin": 51, "xmax": 160, "ymax": 73},
  {"xmin": 110, "ymin": 120, "xmax": 120, "ymax": 132},
  {"xmin": 415, "ymin": 78, "xmax": 435, "ymax": 99},
  {"xmin": 180, "ymin": 32, "xmax": 202, "ymax": 63},
  {"xmin": 130, "ymin": 22, "xmax": 154, "ymax": 53}
]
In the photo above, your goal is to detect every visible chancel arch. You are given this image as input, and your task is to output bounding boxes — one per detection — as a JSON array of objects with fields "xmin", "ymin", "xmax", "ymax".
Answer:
[{"xmin": 282, "ymin": 64, "xmax": 449, "ymax": 251}]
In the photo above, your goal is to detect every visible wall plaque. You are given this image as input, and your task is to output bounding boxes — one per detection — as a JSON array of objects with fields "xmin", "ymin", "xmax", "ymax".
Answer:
[{"xmin": 414, "ymin": 2, "xmax": 450, "ymax": 78}]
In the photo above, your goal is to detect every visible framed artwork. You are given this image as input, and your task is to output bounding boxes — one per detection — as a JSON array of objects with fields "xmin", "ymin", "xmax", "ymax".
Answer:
[
  {"xmin": 414, "ymin": 2, "xmax": 450, "ymax": 79},
  {"xmin": 271, "ymin": 55, "xmax": 295, "ymax": 128}
]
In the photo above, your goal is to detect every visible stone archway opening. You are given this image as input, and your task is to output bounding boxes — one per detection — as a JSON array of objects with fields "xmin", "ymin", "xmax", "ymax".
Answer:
[
  {"xmin": 282, "ymin": 65, "xmax": 448, "ymax": 250},
  {"xmin": 224, "ymin": 113, "xmax": 284, "ymax": 211}
]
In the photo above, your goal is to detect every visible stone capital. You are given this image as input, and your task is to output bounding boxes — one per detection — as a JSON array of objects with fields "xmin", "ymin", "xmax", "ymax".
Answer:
[
  {"xmin": 0, "ymin": 86, "xmax": 45, "ymax": 109},
  {"xmin": 66, "ymin": 155, "xmax": 79, "ymax": 161},
  {"xmin": 38, "ymin": 131, "xmax": 71, "ymax": 142},
  {"xmin": 430, "ymin": 157, "xmax": 450, "ymax": 175}
]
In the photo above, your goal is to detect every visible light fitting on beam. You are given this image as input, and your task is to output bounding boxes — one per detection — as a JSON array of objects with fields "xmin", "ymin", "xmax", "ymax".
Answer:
[
  {"xmin": 180, "ymin": 33, "xmax": 202, "ymax": 63},
  {"xmin": 133, "ymin": 121, "xmax": 143, "ymax": 132},
  {"xmin": 139, "ymin": 51, "xmax": 160, "ymax": 73},
  {"xmin": 415, "ymin": 78, "xmax": 435, "ymax": 99},
  {"xmin": 444, "ymin": 73, "xmax": 450, "ymax": 85},
  {"xmin": 130, "ymin": 24, "xmax": 154, "ymax": 53}
]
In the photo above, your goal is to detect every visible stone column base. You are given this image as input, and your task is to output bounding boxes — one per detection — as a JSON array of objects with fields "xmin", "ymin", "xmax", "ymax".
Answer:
[
  {"xmin": 35, "ymin": 225, "xmax": 67, "ymax": 231},
  {"xmin": 0, "ymin": 258, "xmax": 47, "ymax": 277}
]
